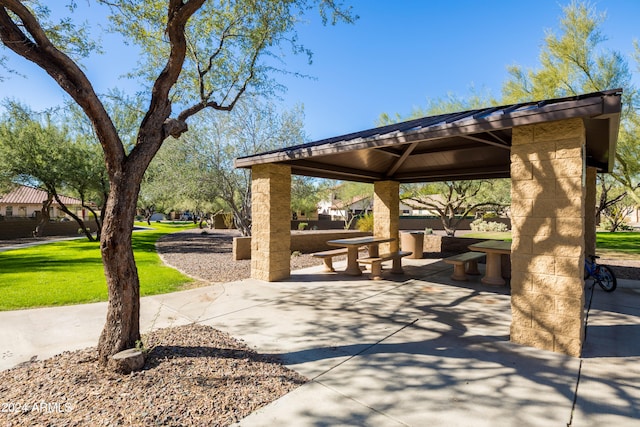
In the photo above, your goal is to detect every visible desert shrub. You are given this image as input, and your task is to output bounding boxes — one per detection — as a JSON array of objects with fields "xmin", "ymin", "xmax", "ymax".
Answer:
[
  {"xmin": 356, "ymin": 213, "xmax": 374, "ymax": 232},
  {"xmin": 222, "ymin": 213, "xmax": 234, "ymax": 229},
  {"xmin": 470, "ymin": 218, "xmax": 509, "ymax": 232}
]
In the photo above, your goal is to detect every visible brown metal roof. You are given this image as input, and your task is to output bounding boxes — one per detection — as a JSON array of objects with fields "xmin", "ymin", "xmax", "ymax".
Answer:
[
  {"xmin": 0, "ymin": 185, "xmax": 84, "ymax": 206},
  {"xmin": 235, "ymin": 89, "xmax": 622, "ymax": 183}
]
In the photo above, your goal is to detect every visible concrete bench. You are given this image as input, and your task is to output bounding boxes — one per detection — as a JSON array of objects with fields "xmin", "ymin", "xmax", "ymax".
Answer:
[
  {"xmin": 357, "ymin": 251, "xmax": 412, "ymax": 280},
  {"xmin": 311, "ymin": 248, "xmax": 349, "ymax": 272},
  {"xmin": 443, "ymin": 251, "xmax": 485, "ymax": 281}
]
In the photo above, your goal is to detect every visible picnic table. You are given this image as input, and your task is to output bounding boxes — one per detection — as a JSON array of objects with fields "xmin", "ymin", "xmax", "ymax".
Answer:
[
  {"xmin": 327, "ymin": 236, "xmax": 395, "ymax": 276},
  {"xmin": 467, "ymin": 240, "xmax": 511, "ymax": 286}
]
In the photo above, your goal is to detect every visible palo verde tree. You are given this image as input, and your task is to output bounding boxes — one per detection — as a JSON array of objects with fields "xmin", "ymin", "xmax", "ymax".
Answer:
[
  {"xmin": 0, "ymin": 0, "xmax": 355, "ymax": 367},
  {"xmin": 502, "ymin": 1, "xmax": 640, "ymax": 210}
]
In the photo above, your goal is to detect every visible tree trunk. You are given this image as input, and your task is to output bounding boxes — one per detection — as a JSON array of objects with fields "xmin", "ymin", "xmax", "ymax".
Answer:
[
  {"xmin": 33, "ymin": 194, "xmax": 53, "ymax": 237},
  {"xmin": 97, "ymin": 176, "xmax": 142, "ymax": 365},
  {"xmin": 85, "ymin": 204, "xmax": 103, "ymax": 240},
  {"xmin": 53, "ymin": 194, "xmax": 95, "ymax": 241}
]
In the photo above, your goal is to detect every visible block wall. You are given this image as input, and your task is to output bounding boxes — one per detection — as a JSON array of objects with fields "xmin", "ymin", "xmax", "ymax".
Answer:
[
  {"xmin": 585, "ymin": 167, "xmax": 597, "ymax": 258},
  {"xmin": 374, "ymin": 181, "xmax": 399, "ymax": 253},
  {"xmin": 510, "ymin": 118, "xmax": 587, "ymax": 357},
  {"xmin": 250, "ymin": 164, "xmax": 291, "ymax": 281}
]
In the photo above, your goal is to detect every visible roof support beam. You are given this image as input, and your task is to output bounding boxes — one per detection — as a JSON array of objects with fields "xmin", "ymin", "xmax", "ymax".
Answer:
[
  {"xmin": 461, "ymin": 134, "xmax": 511, "ymax": 150},
  {"xmin": 385, "ymin": 141, "xmax": 418, "ymax": 177},
  {"xmin": 394, "ymin": 165, "xmax": 511, "ymax": 182},
  {"xmin": 291, "ymin": 160, "xmax": 384, "ymax": 181}
]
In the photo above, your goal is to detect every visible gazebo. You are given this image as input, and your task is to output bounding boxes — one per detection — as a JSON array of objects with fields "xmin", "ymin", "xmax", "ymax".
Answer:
[{"xmin": 235, "ymin": 89, "xmax": 623, "ymax": 357}]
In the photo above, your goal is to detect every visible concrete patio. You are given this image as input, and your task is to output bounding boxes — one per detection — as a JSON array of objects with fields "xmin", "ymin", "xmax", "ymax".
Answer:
[{"xmin": 1, "ymin": 257, "xmax": 638, "ymax": 426}]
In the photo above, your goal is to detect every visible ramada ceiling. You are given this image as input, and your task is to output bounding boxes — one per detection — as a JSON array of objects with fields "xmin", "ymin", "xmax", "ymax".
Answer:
[{"xmin": 235, "ymin": 89, "xmax": 622, "ymax": 183}]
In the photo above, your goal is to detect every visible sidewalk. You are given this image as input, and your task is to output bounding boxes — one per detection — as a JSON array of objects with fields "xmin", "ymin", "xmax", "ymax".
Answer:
[{"xmin": 1, "ymin": 259, "xmax": 639, "ymax": 426}]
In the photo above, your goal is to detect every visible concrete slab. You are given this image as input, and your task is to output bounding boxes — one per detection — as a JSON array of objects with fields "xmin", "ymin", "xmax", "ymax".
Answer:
[
  {"xmin": 235, "ymin": 275, "xmax": 580, "ymax": 427},
  {"xmin": 237, "ymin": 380, "xmax": 408, "ymax": 427},
  {"xmin": 572, "ymin": 286, "xmax": 640, "ymax": 426},
  {"xmin": 0, "ymin": 303, "xmax": 105, "ymax": 369},
  {"xmin": 309, "ymin": 324, "xmax": 579, "ymax": 427}
]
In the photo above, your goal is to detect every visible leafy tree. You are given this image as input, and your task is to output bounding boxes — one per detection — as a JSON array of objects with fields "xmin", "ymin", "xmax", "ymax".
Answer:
[
  {"xmin": 0, "ymin": 0, "xmax": 355, "ymax": 366},
  {"xmin": 0, "ymin": 102, "xmax": 100, "ymax": 239},
  {"xmin": 401, "ymin": 181, "xmax": 505, "ymax": 236},
  {"xmin": 377, "ymin": 89, "xmax": 504, "ymax": 236},
  {"xmin": 291, "ymin": 176, "xmax": 321, "ymax": 219},
  {"xmin": 601, "ymin": 195, "xmax": 635, "ymax": 232},
  {"xmin": 160, "ymin": 99, "xmax": 308, "ymax": 235},
  {"xmin": 502, "ymin": 1, "xmax": 640, "ymax": 208},
  {"xmin": 142, "ymin": 135, "xmax": 226, "ymax": 225},
  {"xmin": 378, "ymin": 88, "xmax": 498, "ymax": 126}
]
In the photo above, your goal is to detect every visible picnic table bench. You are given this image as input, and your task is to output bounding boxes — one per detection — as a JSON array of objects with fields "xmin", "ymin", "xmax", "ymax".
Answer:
[
  {"xmin": 443, "ymin": 251, "xmax": 485, "ymax": 281},
  {"xmin": 357, "ymin": 250, "xmax": 412, "ymax": 280},
  {"xmin": 311, "ymin": 248, "xmax": 349, "ymax": 272}
]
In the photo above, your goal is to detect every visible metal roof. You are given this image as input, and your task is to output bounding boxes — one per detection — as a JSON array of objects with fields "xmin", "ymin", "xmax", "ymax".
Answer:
[
  {"xmin": 0, "ymin": 185, "xmax": 84, "ymax": 206},
  {"xmin": 235, "ymin": 89, "xmax": 622, "ymax": 183}
]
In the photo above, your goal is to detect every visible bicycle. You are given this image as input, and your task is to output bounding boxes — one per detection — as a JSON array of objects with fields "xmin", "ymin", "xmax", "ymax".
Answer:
[{"xmin": 584, "ymin": 255, "xmax": 617, "ymax": 292}]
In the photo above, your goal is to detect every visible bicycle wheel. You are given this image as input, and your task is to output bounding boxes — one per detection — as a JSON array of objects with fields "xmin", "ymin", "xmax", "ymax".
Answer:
[{"xmin": 596, "ymin": 265, "xmax": 617, "ymax": 292}]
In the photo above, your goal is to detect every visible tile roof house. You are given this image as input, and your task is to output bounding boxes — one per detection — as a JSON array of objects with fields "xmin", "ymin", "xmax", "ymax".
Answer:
[{"xmin": 0, "ymin": 185, "xmax": 88, "ymax": 220}]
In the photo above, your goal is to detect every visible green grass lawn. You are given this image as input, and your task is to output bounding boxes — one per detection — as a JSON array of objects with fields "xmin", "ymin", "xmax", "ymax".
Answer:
[
  {"xmin": 0, "ymin": 222, "xmax": 196, "ymax": 311},
  {"xmin": 460, "ymin": 231, "xmax": 640, "ymax": 260},
  {"xmin": 594, "ymin": 231, "xmax": 640, "ymax": 260},
  {"xmin": 459, "ymin": 231, "xmax": 513, "ymax": 241}
]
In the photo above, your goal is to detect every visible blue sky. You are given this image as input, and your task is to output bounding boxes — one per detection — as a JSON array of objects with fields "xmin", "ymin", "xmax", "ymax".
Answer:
[{"xmin": 1, "ymin": 0, "xmax": 639, "ymax": 141}]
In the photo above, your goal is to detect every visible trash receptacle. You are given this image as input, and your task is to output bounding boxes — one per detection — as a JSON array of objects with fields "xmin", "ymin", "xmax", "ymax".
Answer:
[{"xmin": 400, "ymin": 231, "xmax": 424, "ymax": 259}]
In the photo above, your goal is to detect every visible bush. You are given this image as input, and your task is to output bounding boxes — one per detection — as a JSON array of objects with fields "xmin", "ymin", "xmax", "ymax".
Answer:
[
  {"xmin": 470, "ymin": 218, "xmax": 509, "ymax": 232},
  {"xmin": 355, "ymin": 213, "xmax": 374, "ymax": 232},
  {"xmin": 599, "ymin": 218, "xmax": 634, "ymax": 232},
  {"xmin": 222, "ymin": 213, "xmax": 234, "ymax": 229},
  {"xmin": 297, "ymin": 222, "xmax": 308, "ymax": 230}
]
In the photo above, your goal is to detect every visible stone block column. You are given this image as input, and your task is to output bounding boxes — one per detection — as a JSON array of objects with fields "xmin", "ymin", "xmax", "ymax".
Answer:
[
  {"xmin": 510, "ymin": 118, "xmax": 586, "ymax": 357},
  {"xmin": 374, "ymin": 180, "xmax": 399, "ymax": 254},
  {"xmin": 250, "ymin": 164, "xmax": 291, "ymax": 282},
  {"xmin": 585, "ymin": 167, "xmax": 597, "ymax": 258}
]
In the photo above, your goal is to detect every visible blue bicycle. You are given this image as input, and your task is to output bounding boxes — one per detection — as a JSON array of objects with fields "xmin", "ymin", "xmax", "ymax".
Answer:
[{"xmin": 584, "ymin": 255, "xmax": 617, "ymax": 292}]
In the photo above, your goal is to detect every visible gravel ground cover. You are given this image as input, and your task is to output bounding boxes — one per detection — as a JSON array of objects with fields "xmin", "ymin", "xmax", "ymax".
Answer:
[
  {"xmin": 0, "ymin": 324, "xmax": 306, "ymax": 426},
  {"xmin": 154, "ymin": 228, "xmax": 639, "ymax": 281},
  {"xmin": 155, "ymin": 228, "xmax": 331, "ymax": 284}
]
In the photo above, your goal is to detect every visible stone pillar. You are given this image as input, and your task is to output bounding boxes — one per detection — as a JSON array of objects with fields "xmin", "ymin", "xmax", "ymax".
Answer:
[
  {"xmin": 250, "ymin": 164, "xmax": 291, "ymax": 282},
  {"xmin": 510, "ymin": 118, "xmax": 586, "ymax": 357},
  {"xmin": 374, "ymin": 180, "xmax": 399, "ymax": 254},
  {"xmin": 584, "ymin": 167, "xmax": 597, "ymax": 258}
]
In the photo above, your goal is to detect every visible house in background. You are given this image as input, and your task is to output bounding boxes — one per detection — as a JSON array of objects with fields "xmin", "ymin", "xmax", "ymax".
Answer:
[
  {"xmin": 0, "ymin": 185, "xmax": 89, "ymax": 220},
  {"xmin": 399, "ymin": 195, "xmax": 447, "ymax": 217},
  {"xmin": 317, "ymin": 193, "xmax": 373, "ymax": 222}
]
